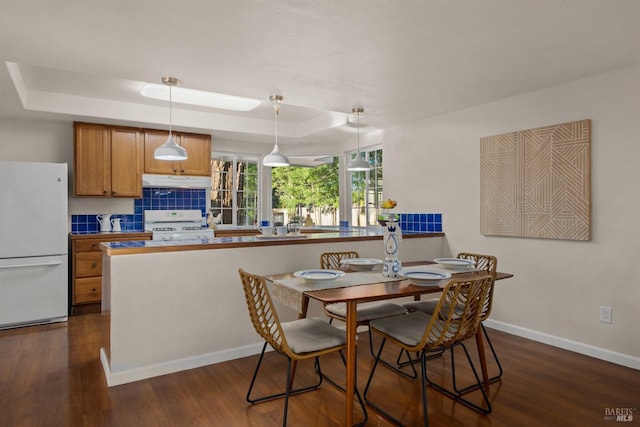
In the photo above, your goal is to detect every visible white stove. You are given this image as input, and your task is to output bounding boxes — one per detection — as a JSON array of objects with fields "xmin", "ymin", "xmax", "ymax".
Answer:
[{"xmin": 144, "ymin": 210, "xmax": 215, "ymax": 241}]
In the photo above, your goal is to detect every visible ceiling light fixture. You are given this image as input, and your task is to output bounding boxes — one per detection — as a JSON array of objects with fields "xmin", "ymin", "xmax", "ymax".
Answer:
[
  {"xmin": 346, "ymin": 107, "xmax": 371, "ymax": 171},
  {"xmin": 154, "ymin": 77, "xmax": 188, "ymax": 161},
  {"xmin": 141, "ymin": 83, "xmax": 260, "ymax": 111},
  {"xmin": 262, "ymin": 94, "xmax": 290, "ymax": 167}
]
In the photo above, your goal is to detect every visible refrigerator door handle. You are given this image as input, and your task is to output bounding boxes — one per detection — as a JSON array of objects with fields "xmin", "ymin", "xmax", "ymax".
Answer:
[{"xmin": 0, "ymin": 261, "xmax": 63, "ymax": 270}]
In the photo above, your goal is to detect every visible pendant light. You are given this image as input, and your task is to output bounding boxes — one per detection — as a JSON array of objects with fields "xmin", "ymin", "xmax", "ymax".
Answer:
[
  {"xmin": 154, "ymin": 76, "xmax": 188, "ymax": 161},
  {"xmin": 262, "ymin": 94, "xmax": 290, "ymax": 167},
  {"xmin": 346, "ymin": 107, "xmax": 371, "ymax": 171}
]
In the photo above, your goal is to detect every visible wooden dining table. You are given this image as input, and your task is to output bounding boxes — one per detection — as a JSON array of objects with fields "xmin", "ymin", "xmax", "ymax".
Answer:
[{"xmin": 265, "ymin": 260, "xmax": 513, "ymax": 426}]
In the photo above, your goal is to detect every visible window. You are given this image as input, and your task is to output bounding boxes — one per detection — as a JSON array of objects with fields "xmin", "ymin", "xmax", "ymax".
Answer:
[
  {"xmin": 210, "ymin": 149, "xmax": 381, "ymax": 228},
  {"xmin": 350, "ymin": 147, "xmax": 383, "ymax": 227},
  {"xmin": 271, "ymin": 157, "xmax": 340, "ymax": 226},
  {"xmin": 210, "ymin": 154, "xmax": 259, "ymax": 226}
]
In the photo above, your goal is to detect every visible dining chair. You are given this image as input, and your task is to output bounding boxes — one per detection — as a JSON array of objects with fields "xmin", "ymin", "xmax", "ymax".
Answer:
[
  {"xmin": 402, "ymin": 252, "xmax": 502, "ymax": 386},
  {"xmin": 238, "ymin": 268, "xmax": 367, "ymax": 426},
  {"xmin": 364, "ymin": 275, "xmax": 495, "ymax": 426},
  {"xmin": 320, "ymin": 251, "xmax": 408, "ymax": 357}
]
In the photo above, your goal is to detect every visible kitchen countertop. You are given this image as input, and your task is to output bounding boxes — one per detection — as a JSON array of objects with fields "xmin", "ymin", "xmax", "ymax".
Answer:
[
  {"xmin": 101, "ymin": 229, "xmax": 444, "ymax": 255},
  {"xmin": 69, "ymin": 231, "xmax": 152, "ymax": 240}
]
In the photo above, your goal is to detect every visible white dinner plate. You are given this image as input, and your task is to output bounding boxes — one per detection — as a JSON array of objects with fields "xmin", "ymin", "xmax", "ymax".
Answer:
[
  {"xmin": 293, "ymin": 269, "xmax": 346, "ymax": 284},
  {"xmin": 433, "ymin": 258, "xmax": 475, "ymax": 269},
  {"xmin": 399, "ymin": 268, "xmax": 452, "ymax": 285},
  {"xmin": 340, "ymin": 258, "xmax": 383, "ymax": 271}
]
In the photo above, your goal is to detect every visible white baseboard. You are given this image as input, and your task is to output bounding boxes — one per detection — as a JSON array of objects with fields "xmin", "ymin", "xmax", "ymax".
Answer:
[
  {"xmin": 99, "ymin": 320, "xmax": 639, "ymax": 387},
  {"xmin": 100, "ymin": 342, "xmax": 266, "ymax": 387},
  {"xmin": 484, "ymin": 319, "xmax": 640, "ymax": 370}
]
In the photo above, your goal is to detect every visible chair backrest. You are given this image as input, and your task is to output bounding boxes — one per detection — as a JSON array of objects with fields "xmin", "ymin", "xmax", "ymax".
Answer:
[
  {"xmin": 238, "ymin": 268, "xmax": 291, "ymax": 356},
  {"xmin": 457, "ymin": 252, "xmax": 497, "ymax": 273},
  {"xmin": 457, "ymin": 252, "xmax": 497, "ymax": 321},
  {"xmin": 419, "ymin": 275, "xmax": 494, "ymax": 350},
  {"xmin": 320, "ymin": 251, "xmax": 359, "ymax": 269}
]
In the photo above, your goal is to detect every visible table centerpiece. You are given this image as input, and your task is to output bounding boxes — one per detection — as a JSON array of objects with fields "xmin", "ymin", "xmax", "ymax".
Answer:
[{"xmin": 379, "ymin": 199, "xmax": 402, "ymax": 277}]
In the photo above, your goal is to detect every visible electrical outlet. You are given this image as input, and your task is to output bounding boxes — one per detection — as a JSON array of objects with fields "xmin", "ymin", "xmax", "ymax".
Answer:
[{"xmin": 600, "ymin": 306, "xmax": 612, "ymax": 324}]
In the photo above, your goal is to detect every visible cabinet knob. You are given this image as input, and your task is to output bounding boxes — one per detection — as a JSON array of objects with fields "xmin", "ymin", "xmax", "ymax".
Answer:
[
  {"xmin": 103, "ymin": 190, "xmax": 108, "ymax": 194},
  {"xmin": 173, "ymin": 169, "xmax": 177, "ymax": 173},
  {"xmin": 91, "ymin": 244, "xmax": 98, "ymax": 249},
  {"xmin": 91, "ymin": 262, "xmax": 98, "ymax": 268},
  {"xmin": 181, "ymin": 169, "xmax": 185, "ymax": 173},
  {"xmin": 91, "ymin": 288, "xmax": 97, "ymax": 293}
]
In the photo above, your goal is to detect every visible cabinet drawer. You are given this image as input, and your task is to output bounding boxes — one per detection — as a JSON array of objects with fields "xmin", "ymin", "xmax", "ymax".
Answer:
[
  {"xmin": 75, "ymin": 252, "xmax": 102, "ymax": 277},
  {"xmin": 75, "ymin": 240, "xmax": 103, "ymax": 252},
  {"xmin": 74, "ymin": 277, "xmax": 102, "ymax": 304}
]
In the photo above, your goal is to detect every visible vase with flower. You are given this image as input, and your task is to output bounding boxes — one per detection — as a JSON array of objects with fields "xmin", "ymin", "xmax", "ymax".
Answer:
[{"xmin": 378, "ymin": 199, "xmax": 402, "ymax": 277}]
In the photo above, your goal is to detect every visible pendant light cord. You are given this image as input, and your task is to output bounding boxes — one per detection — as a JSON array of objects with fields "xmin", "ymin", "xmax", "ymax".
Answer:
[
  {"xmin": 273, "ymin": 98, "xmax": 279, "ymax": 149},
  {"xmin": 262, "ymin": 94, "xmax": 288, "ymax": 167},
  {"xmin": 346, "ymin": 106, "xmax": 369, "ymax": 171},
  {"xmin": 168, "ymin": 83, "xmax": 173, "ymax": 136},
  {"xmin": 356, "ymin": 109, "xmax": 360, "ymax": 155}
]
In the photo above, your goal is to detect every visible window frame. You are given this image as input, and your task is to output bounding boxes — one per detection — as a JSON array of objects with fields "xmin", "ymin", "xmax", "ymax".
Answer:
[
  {"xmin": 348, "ymin": 145, "xmax": 383, "ymax": 228},
  {"xmin": 210, "ymin": 152, "xmax": 260, "ymax": 227}
]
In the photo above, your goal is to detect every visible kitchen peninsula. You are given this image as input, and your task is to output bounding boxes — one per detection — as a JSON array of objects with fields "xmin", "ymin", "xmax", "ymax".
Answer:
[{"xmin": 99, "ymin": 229, "xmax": 444, "ymax": 386}]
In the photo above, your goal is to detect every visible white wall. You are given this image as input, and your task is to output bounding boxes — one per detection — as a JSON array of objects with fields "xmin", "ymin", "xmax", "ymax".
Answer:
[
  {"xmin": 384, "ymin": 65, "xmax": 640, "ymax": 364},
  {"xmin": 0, "ymin": 117, "xmax": 72, "ymax": 163}
]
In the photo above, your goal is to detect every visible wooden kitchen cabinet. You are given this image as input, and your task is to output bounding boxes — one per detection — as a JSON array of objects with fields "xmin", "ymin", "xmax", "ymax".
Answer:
[
  {"xmin": 144, "ymin": 130, "xmax": 211, "ymax": 176},
  {"xmin": 74, "ymin": 122, "xmax": 143, "ymax": 197},
  {"xmin": 70, "ymin": 233, "xmax": 151, "ymax": 314}
]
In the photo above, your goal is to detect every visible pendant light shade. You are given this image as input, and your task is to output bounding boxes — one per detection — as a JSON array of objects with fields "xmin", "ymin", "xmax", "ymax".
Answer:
[
  {"xmin": 154, "ymin": 133, "xmax": 187, "ymax": 160},
  {"xmin": 347, "ymin": 157, "xmax": 372, "ymax": 171},
  {"xmin": 263, "ymin": 94, "xmax": 290, "ymax": 167},
  {"xmin": 154, "ymin": 76, "xmax": 188, "ymax": 161},
  {"xmin": 346, "ymin": 107, "xmax": 371, "ymax": 171},
  {"xmin": 263, "ymin": 146, "xmax": 290, "ymax": 167}
]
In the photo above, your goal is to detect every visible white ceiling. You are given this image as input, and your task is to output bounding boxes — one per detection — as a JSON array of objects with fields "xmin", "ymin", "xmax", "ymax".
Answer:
[{"xmin": 1, "ymin": 0, "xmax": 639, "ymax": 151}]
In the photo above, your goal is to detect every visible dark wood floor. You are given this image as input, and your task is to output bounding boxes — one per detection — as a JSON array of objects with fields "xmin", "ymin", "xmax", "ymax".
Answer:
[{"xmin": 1, "ymin": 313, "xmax": 638, "ymax": 426}]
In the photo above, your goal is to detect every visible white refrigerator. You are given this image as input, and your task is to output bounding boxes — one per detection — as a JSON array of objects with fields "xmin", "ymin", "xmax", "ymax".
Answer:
[{"xmin": 0, "ymin": 161, "xmax": 69, "ymax": 329}]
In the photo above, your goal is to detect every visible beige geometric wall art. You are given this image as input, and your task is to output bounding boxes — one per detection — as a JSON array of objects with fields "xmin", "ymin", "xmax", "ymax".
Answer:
[{"xmin": 480, "ymin": 119, "xmax": 591, "ymax": 240}]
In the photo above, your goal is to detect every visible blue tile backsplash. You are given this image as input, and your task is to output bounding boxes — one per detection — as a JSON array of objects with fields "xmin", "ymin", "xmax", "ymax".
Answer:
[
  {"xmin": 72, "ymin": 190, "xmax": 442, "ymax": 234},
  {"xmin": 397, "ymin": 213, "xmax": 442, "ymax": 233},
  {"xmin": 71, "ymin": 187, "xmax": 207, "ymax": 233}
]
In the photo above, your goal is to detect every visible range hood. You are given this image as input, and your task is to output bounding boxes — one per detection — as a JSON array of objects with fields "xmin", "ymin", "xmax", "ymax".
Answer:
[{"xmin": 142, "ymin": 174, "xmax": 211, "ymax": 189}]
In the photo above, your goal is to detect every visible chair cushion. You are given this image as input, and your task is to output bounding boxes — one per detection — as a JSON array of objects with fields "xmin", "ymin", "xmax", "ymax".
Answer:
[
  {"xmin": 405, "ymin": 298, "xmax": 466, "ymax": 320},
  {"xmin": 325, "ymin": 302, "xmax": 407, "ymax": 322},
  {"xmin": 403, "ymin": 299, "xmax": 438, "ymax": 315},
  {"xmin": 369, "ymin": 312, "xmax": 433, "ymax": 347},
  {"xmin": 281, "ymin": 318, "xmax": 346, "ymax": 354}
]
